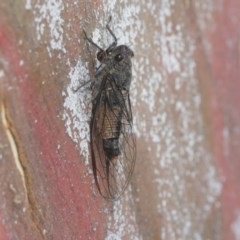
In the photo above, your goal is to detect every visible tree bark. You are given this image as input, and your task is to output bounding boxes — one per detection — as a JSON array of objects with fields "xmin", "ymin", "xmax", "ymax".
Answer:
[{"xmin": 0, "ymin": 0, "xmax": 240, "ymax": 239}]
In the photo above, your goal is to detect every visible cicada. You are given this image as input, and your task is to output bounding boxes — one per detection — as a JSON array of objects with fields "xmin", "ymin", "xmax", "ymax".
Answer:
[{"xmin": 84, "ymin": 17, "xmax": 136, "ymax": 200}]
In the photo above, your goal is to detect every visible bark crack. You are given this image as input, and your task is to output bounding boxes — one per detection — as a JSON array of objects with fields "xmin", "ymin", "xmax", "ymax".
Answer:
[{"xmin": 0, "ymin": 100, "xmax": 45, "ymax": 239}]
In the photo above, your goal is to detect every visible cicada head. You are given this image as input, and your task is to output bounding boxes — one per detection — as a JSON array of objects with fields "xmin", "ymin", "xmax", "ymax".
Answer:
[
  {"xmin": 113, "ymin": 45, "xmax": 134, "ymax": 62},
  {"xmin": 97, "ymin": 45, "xmax": 134, "ymax": 65}
]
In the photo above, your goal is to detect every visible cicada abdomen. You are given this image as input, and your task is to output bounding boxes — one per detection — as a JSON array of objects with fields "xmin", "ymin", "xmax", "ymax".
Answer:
[
  {"xmin": 101, "ymin": 100, "xmax": 122, "ymax": 159},
  {"xmin": 85, "ymin": 17, "xmax": 136, "ymax": 200}
]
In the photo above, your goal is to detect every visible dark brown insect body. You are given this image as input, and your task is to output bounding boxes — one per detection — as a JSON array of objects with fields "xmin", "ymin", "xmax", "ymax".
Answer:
[{"xmin": 84, "ymin": 18, "xmax": 136, "ymax": 199}]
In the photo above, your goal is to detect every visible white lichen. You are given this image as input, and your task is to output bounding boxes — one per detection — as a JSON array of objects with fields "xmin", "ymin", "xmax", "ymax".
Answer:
[
  {"xmin": 62, "ymin": 59, "xmax": 92, "ymax": 169},
  {"xmin": 30, "ymin": 0, "xmax": 66, "ymax": 57}
]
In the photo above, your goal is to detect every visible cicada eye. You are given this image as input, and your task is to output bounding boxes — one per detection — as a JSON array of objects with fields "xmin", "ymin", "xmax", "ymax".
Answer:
[
  {"xmin": 114, "ymin": 53, "xmax": 124, "ymax": 62},
  {"xmin": 97, "ymin": 51, "xmax": 106, "ymax": 62}
]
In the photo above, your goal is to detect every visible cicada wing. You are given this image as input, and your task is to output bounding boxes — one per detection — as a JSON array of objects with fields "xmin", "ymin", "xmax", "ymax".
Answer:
[
  {"xmin": 119, "ymin": 93, "xmax": 136, "ymax": 174},
  {"xmin": 90, "ymin": 81, "xmax": 136, "ymax": 200}
]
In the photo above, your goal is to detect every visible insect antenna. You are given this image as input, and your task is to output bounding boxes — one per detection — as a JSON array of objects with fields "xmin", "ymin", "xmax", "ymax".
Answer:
[
  {"xmin": 106, "ymin": 16, "xmax": 117, "ymax": 51},
  {"xmin": 83, "ymin": 30, "xmax": 104, "ymax": 51}
]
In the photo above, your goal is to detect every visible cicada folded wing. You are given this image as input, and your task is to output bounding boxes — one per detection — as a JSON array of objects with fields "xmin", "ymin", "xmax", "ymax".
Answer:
[{"xmin": 90, "ymin": 77, "xmax": 136, "ymax": 200}]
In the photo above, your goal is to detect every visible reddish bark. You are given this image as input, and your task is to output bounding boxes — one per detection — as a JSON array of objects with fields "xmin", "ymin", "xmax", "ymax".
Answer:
[
  {"xmin": 209, "ymin": 0, "xmax": 240, "ymax": 239},
  {"xmin": 0, "ymin": 11, "xmax": 106, "ymax": 240}
]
